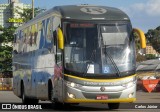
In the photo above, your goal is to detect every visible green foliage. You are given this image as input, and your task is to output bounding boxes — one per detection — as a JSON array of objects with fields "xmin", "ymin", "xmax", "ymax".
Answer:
[
  {"xmin": 136, "ymin": 53, "xmax": 146, "ymax": 62},
  {"xmin": 0, "ymin": 26, "xmax": 16, "ymax": 74},
  {"xmin": 0, "ymin": 27, "xmax": 15, "ymax": 43},
  {"xmin": 134, "ymin": 32, "xmax": 146, "ymax": 62},
  {"xmin": 134, "ymin": 32, "xmax": 141, "ymax": 52},
  {"xmin": 146, "ymin": 26, "xmax": 160, "ymax": 53},
  {"xmin": 0, "ymin": 6, "xmax": 45, "ymax": 77},
  {"xmin": 15, "ymin": 7, "xmax": 46, "ymax": 22},
  {"xmin": 145, "ymin": 54, "xmax": 157, "ymax": 60}
]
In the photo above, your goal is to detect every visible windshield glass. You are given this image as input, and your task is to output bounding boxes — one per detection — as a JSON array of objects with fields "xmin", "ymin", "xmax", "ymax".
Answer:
[
  {"xmin": 100, "ymin": 24, "xmax": 136, "ymax": 76},
  {"xmin": 64, "ymin": 22, "xmax": 136, "ymax": 78}
]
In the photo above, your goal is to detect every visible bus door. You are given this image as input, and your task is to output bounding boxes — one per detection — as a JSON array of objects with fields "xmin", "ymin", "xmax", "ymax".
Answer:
[
  {"xmin": 53, "ymin": 30, "xmax": 63, "ymax": 102},
  {"xmin": 30, "ymin": 51, "xmax": 36, "ymax": 97},
  {"xmin": 25, "ymin": 52, "xmax": 32, "ymax": 95}
]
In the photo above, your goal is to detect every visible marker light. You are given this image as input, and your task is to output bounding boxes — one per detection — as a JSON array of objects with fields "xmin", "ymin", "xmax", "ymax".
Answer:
[
  {"xmin": 67, "ymin": 92, "xmax": 76, "ymax": 99},
  {"xmin": 128, "ymin": 93, "xmax": 134, "ymax": 98}
]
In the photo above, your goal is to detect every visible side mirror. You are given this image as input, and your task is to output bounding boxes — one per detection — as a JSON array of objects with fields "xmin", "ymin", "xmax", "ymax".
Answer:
[
  {"xmin": 57, "ymin": 28, "xmax": 64, "ymax": 49},
  {"xmin": 133, "ymin": 28, "xmax": 146, "ymax": 48}
]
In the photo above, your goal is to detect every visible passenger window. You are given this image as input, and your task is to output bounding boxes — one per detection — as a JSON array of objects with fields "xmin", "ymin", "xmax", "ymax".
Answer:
[{"xmin": 47, "ymin": 19, "xmax": 52, "ymax": 41}]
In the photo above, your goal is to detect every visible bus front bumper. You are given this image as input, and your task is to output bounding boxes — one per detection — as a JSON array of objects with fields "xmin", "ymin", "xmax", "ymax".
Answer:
[
  {"xmin": 63, "ymin": 84, "xmax": 136, "ymax": 103},
  {"xmin": 64, "ymin": 98, "xmax": 136, "ymax": 103}
]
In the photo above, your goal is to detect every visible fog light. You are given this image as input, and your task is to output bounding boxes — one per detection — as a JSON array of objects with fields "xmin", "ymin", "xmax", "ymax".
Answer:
[
  {"xmin": 128, "ymin": 93, "xmax": 134, "ymax": 98},
  {"xmin": 67, "ymin": 92, "xmax": 76, "ymax": 99},
  {"xmin": 70, "ymin": 82, "xmax": 75, "ymax": 87}
]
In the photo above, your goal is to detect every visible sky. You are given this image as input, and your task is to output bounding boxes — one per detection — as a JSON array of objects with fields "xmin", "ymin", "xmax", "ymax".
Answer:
[{"xmin": 1, "ymin": 0, "xmax": 160, "ymax": 33}]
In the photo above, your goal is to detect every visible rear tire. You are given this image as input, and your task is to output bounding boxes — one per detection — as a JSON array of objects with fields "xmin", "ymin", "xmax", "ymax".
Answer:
[
  {"xmin": 21, "ymin": 83, "xmax": 39, "ymax": 104},
  {"xmin": 48, "ymin": 81, "xmax": 53, "ymax": 101},
  {"xmin": 108, "ymin": 103, "xmax": 120, "ymax": 110},
  {"xmin": 21, "ymin": 83, "xmax": 29, "ymax": 104}
]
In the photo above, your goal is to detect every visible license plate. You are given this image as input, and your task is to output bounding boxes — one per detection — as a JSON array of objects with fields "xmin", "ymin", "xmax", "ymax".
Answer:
[{"xmin": 96, "ymin": 95, "xmax": 108, "ymax": 100}]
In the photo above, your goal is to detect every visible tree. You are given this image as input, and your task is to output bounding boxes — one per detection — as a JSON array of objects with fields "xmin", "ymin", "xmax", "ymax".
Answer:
[
  {"xmin": 0, "ymin": 26, "xmax": 16, "ymax": 77},
  {"xmin": 0, "ymin": 7, "xmax": 45, "ymax": 77},
  {"xmin": 134, "ymin": 32, "xmax": 146, "ymax": 62},
  {"xmin": 15, "ymin": 7, "xmax": 46, "ymax": 23},
  {"xmin": 146, "ymin": 26, "xmax": 160, "ymax": 53}
]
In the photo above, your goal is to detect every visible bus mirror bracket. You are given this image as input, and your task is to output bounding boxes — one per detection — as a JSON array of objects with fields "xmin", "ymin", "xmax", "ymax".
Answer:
[
  {"xmin": 133, "ymin": 28, "xmax": 146, "ymax": 49},
  {"xmin": 57, "ymin": 28, "xmax": 64, "ymax": 49}
]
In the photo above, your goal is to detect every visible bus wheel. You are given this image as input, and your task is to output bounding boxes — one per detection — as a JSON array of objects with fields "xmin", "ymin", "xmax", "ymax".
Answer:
[
  {"xmin": 21, "ymin": 84, "xmax": 39, "ymax": 104},
  {"xmin": 21, "ymin": 83, "xmax": 29, "ymax": 104},
  {"xmin": 48, "ymin": 82, "xmax": 54, "ymax": 101},
  {"xmin": 71, "ymin": 103, "xmax": 79, "ymax": 105},
  {"xmin": 108, "ymin": 103, "xmax": 120, "ymax": 110},
  {"xmin": 53, "ymin": 102, "xmax": 64, "ymax": 109},
  {"xmin": 30, "ymin": 99, "xmax": 39, "ymax": 104}
]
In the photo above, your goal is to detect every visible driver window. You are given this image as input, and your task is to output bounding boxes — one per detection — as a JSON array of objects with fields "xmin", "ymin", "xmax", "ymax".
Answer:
[{"xmin": 69, "ymin": 28, "xmax": 83, "ymax": 47}]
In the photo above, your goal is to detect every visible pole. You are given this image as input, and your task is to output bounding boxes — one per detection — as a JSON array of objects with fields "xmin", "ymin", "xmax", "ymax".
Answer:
[{"xmin": 32, "ymin": 0, "xmax": 34, "ymax": 18}]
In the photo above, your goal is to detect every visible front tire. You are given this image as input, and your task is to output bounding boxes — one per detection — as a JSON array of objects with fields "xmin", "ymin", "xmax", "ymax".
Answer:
[{"xmin": 108, "ymin": 103, "xmax": 120, "ymax": 110}]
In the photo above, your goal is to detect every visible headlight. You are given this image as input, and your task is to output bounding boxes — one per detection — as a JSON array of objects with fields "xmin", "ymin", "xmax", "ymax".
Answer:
[
  {"xmin": 70, "ymin": 82, "xmax": 76, "ymax": 87},
  {"xmin": 122, "ymin": 81, "xmax": 136, "ymax": 88},
  {"xmin": 126, "ymin": 82, "xmax": 134, "ymax": 88},
  {"xmin": 66, "ymin": 81, "xmax": 81, "ymax": 88}
]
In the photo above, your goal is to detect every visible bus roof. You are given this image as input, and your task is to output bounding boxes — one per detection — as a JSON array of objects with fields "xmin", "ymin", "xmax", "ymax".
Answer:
[
  {"xmin": 54, "ymin": 5, "xmax": 130, "ymax": 21},
  {"xmin": 16, "ymin": 5, "xmax": 130, "ymax": 31}
]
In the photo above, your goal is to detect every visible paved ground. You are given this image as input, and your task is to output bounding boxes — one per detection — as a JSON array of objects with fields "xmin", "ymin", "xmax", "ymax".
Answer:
[{"xmin": 0, "ymin": 91, "xmax": 160, "ymax": 111}]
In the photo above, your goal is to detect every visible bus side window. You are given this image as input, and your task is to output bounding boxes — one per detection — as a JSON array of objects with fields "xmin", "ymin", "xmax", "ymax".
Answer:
[
  {"xmin": 29, "ymin": 32, "xmax": 32, "ymax": 46},
  {"xmin": 54, "ymin": 30, "xmax": 62, "ymax": 66}
]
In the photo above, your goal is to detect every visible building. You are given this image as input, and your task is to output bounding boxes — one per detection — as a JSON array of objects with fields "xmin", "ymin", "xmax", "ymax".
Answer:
[
  {"xmin": 145, "ymin": 45, "xmax": 159, "ymax": 56},
  {"xmin": 0, "ymin": 0, "xmax": 30, "ymax": 28},
  {"xmin": 8, "ymin": 0, "xmax": 20, "ymax": 3},
  {"xmin": 0, "ymin": 4, "xmax": 12, "ymax": 28}
]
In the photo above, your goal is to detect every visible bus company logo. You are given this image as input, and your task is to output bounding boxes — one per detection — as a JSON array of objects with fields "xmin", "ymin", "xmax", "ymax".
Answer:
[
  {"xmin": 100, "ymin": 86, "xmax": 105, "ymax": 92},
  {"xmin": 80, "ymin": 7, "xmax": 107, "ymax": 14},
  {"xmin": 2, "ymin": 104, "xmax": 11, "ymax": 109}
]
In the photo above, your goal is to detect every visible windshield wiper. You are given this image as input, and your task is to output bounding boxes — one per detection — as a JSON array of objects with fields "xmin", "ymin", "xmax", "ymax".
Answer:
[
  {"xmin": 103, "ymin": 45, "xmax": 121, "ymax": 77},
  {"xmin": 100, "ymin": 24, "xmax": 121, "ymax": 77}
]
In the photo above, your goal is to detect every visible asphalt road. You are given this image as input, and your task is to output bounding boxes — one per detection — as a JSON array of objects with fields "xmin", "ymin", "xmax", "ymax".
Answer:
[{"xmin": 0, "ymin": 91, "xmax": 160, "ymax": 111}]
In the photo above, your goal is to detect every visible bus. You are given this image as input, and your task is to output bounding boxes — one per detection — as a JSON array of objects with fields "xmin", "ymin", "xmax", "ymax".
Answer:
[{"xmin": 13, "ymin": 5, "xmax": 146, "ymax": 109}]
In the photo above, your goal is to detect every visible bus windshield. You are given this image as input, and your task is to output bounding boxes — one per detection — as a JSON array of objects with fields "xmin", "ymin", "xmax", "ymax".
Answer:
[{"xmin": 64, "ymin": 22, "xmax": 136, "ymax": 78}]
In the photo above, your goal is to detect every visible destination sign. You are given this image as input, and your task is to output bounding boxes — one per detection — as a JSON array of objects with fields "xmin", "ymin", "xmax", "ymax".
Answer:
[{"xmin": 70, "ymin": 23, "xmax": 95, "ymax": 28}]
